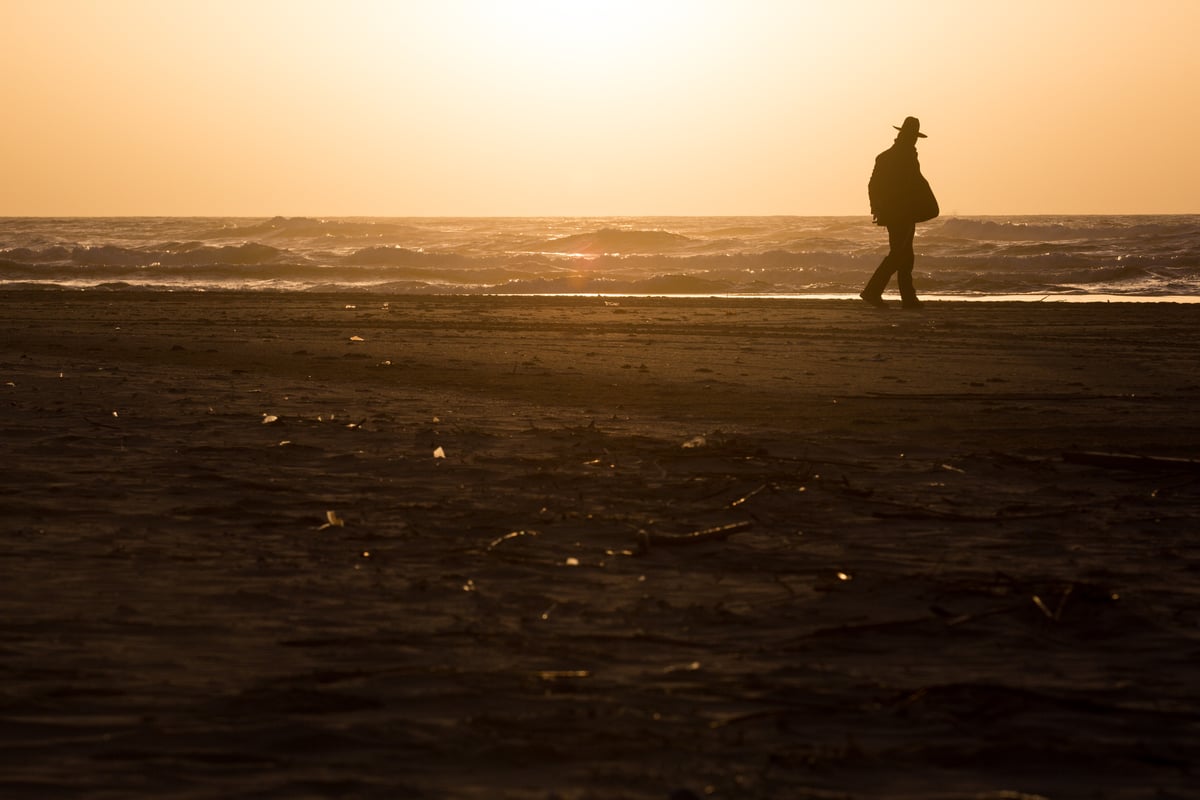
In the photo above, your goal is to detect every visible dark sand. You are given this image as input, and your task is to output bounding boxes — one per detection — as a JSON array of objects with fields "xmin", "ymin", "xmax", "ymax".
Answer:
[{"xmin": 2, "ymin": 291, "xmax": 1198, "ymax": 799}]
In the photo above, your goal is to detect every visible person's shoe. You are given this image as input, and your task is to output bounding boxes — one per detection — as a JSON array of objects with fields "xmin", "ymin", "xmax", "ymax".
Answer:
[
  {"xmin": 859, "ymin": 291, "xmax": 887, "ymax": 308},
  {"xmin": 901, "ymin": 299, "xmax": 922, "ymax": 310}
]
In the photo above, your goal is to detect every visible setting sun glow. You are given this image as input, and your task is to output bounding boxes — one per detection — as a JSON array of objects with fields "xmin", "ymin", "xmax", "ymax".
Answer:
[
  {"xmin": 1, "ymin": 0, "xmax": 1197, "ymax": 215},
  {"xmin": 472, "ymin": 1, "xmax": 685, "ymax": 70}
]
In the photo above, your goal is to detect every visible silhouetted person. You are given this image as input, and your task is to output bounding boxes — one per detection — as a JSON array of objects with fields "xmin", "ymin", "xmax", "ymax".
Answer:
[{"xmin": 861, "ymin": 116, "xmax": 939, "ymax": 309}]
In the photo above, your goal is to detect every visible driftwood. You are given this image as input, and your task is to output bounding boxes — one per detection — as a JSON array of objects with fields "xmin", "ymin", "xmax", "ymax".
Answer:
[
  {"xmin": 1063, "ymin": 451, "xmax": 1200, "ymax": 471},
  {"xmin": 636, "ymin": 521, "xmax": 754, "ymax": 553}
]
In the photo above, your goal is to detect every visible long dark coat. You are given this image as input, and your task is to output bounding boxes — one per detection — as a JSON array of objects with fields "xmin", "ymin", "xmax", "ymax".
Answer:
[{"xmin": 868, "ymin": 142, "xmax": 939, "ymax": 226}]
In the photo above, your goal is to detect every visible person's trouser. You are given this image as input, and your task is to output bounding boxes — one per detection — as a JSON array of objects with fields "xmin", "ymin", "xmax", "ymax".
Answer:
[{"xmin": 863, "ymin": 221, "xmax": 917, "ymax": 303}]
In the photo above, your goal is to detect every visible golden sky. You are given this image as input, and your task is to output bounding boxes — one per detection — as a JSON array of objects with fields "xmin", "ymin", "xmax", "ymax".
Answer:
[{"xmin": 2, "ymin": 0, "xmax": 1197, "ymax": 216}]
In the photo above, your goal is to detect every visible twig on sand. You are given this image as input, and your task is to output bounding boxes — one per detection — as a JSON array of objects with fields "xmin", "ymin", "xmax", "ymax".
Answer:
[
  {"xmin": 730, "ymin": 484, "xmax": 769, "ymax": 507},
  {"xmin": 1063, "ymin": 451, "xmax": 1200, "ymax": 471},
  {"xmin": 1033, "ymin": 583, "xmax": 1078, "ymax": 622},
  {"xmin": 934, "ymin": 581, "xmax": 1085, "ymax": 627},
  {"xmin": 1031, "ymin": 595, "xmax": 1056, "ymax": 620},
  {"xmin": 636, "ymin": 520, "xmax": 754, "ymax": 553},
  {"xmin": 487, "ymin": 529, "xmax": 540, "ymax": 551},
  {"xmin": 1054, "ymin": 583, "xmax": 1074, "ymax": 620}
]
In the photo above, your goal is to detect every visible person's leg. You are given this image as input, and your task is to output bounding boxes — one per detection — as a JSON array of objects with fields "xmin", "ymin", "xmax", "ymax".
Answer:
[
  {"xmin": 861, "ymin": 226, "xmax": 901, "ymax": 303},
  {"xmin": 861, "ymin": 256, "xmax": 894, "ymax": 302},
  {"xmin": 890, "ymin": 221, "xmax": 918, "ymax": 306}
]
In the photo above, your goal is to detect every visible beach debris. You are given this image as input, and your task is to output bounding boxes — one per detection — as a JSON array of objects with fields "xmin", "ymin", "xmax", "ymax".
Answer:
[
  {"xmin": 536, "ymin": 670, "xmax": 591, "ymax": 681},
  {"xmin": 462, "ymin": 579, "xmax": 477, "ymax": 592},
  {"xmin": 317, "ymin": 510, "xmax": 345, "ymax": 530},
  {"xmin": 433, "ymin": 446, "xmax": 446, "ymax": 459},
  {"xmin": 934, "ymin": 580, "xmax": 1112, "ymax": 629},
  {"xmin": 605, "ymin": 548, "xmax": 637, "ymax": 557},
  {"xmin": 681, "ymin": 435, "xmax": 706, "ymax": 449},
  {"xmin": 349, "ymin": 335, "xmax": 365, "ymax": 342},
  {"xmin": 663, "ymin": 661, "xmax": 702, "ymax": 674},
  {"xmin": 730, "ymin": 484, "xmax": 770, "ymax": 507},
  {"xmin": 1032, "ymin": 584, "xmax": 1077, "ymax": 622},
  {"xmin": 1031, "ymin": 595, "xmax": 1056, "ymax": 620},
  {"xmin": 488, "ymin": 529, "xmax": 540, "ymax": 550},
  {"xmin": 262, "ymin": 413, "xmax": 279, "ymax": 424},
  {"xmin": 564, "ymin": 557, "xmax": 580, "ymax": 567},
  {"xmin": 636, "ymin": 520, "xmax": 753, "ymax": 553},
  {"xmin": 344, "ymin": 304, "xmax": 356, "ymax": 309},
  {"xmin": 836, "ymin": 571, "xmax": 852, "ymax": 581}
]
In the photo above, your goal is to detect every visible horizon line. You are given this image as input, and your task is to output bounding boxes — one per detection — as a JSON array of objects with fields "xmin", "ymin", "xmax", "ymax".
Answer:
[{"xmin": 1, "ymin": 211, "xmax": 1196, "ymax": 219}]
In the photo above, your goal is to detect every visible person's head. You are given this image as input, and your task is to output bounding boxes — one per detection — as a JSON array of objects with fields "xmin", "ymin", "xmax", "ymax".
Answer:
[{"xmin": 893, "ymin": 116, "xmax": 927, "ymax": 145}]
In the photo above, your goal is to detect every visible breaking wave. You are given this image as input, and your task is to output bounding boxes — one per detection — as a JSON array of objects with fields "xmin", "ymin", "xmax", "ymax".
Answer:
[
  {"xmin": 1, "ymin": 215, "xmax": 1197, "ymax": 297},
  {"xmin": 535, "ymin": 228, "xmax": 694, "ymax": 254}
]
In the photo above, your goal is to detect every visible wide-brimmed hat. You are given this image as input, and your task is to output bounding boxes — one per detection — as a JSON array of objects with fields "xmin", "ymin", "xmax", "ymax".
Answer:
[{"xmin": 893, "ymin": 117, "xmax": 927, "ymax": 138}]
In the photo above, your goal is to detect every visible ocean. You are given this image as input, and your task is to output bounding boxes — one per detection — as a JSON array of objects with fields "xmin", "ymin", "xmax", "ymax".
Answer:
[{"xmin": 1, "ymin": 215, "xmax": 1197, "ymax": 298}]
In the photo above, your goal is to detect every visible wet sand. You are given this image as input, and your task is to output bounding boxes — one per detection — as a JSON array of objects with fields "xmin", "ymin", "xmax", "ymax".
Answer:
[{"xmin": 2, "ymin": 291, "xmax": 1198, "ymax": 799}]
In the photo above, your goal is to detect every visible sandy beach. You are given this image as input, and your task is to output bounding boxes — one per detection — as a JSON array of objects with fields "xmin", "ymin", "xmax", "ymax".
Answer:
[{"xmin": 2, "ymin": 290, "xmax": 1198, "ymax": 799}]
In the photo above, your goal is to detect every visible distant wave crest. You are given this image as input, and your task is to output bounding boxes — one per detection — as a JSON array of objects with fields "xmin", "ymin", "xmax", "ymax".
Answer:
[
  {"xmin": 26, "ymin": 243, "xmax": 290, "ymax": 267},
  {"xmin": 200, "ymin": 216, "xmax": 424, "ymax": 241},
  {"xmin": 537, "ymin": 228, "xmax": 692, "ymax": 254},
  {"xmin": 343, "ymin": 246, "xmax": 473, "ymax": 267},
  {"xmin": 936, "ymin": 217, "xmax": 1200, "ymax": 243},
  {"xmin": 2, "ymin": 215, "xmax": 1198, "ymax": 296}
]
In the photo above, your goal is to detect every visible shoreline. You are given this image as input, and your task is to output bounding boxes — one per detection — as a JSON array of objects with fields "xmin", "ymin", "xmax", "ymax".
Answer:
[
  {"xmin": 3, "ymin": 286, "xmax": 1199, "ymax": 303},
  {"xmin": 2, "ymin": 290, "xmax": 1198, "ymax": 798}
]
